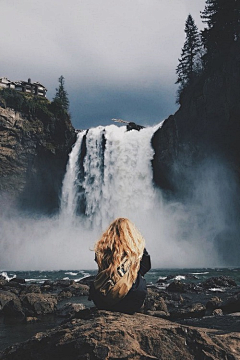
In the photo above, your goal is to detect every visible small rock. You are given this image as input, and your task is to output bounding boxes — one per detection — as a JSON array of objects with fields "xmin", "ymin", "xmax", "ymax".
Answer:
[
  {"xmin": 9, "ymin": 278, "xmax": 26, "ymax": 284},
  {"xmin": 167, "ymin": 280, "xmax": 186, "ymax": 293},
  {"xmin": 57, "ymin": 303, "xmax": 85, "ymax": 318},
  {"xmin": 21, "ymin": 285, "xmax": 41, "ymax": 294},
  {"xmin": 58, "ymin": 290, "xmax": 73, "ymax": 300},
  {"xmin": 213, "ymin": 308, "xmax": 223, "ymax": 316},
  {"xmin": 25, "ymin": 317, "xmax": 40, "ymax": 323}
]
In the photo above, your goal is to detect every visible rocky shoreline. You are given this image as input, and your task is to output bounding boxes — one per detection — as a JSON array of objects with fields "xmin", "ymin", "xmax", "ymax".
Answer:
[{"xmin": 0, "ymin": 274, "xmax": 240, "ymax": 359}]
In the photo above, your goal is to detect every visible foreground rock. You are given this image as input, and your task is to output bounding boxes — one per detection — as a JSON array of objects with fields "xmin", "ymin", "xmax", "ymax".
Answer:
[{"xmin": 0, "ymin": 308, "xmax": 239, "ymax": 360}]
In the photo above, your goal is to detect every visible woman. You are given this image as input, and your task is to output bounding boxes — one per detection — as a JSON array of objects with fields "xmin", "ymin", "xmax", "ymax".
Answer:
[{"xmin": 89, "ymin": 217, "xmax": 151, "ymax": 314}]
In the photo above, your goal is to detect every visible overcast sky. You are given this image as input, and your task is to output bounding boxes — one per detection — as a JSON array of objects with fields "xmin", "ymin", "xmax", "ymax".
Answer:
[{"xmin": 1, "ymin": 0, "xmax": 206, "ymax": 129}]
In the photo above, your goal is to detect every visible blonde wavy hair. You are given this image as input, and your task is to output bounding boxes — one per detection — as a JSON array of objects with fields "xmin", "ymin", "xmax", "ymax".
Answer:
[{"xmin": 94, "ymin": 218, "xmax": 145, "ymax": 283}]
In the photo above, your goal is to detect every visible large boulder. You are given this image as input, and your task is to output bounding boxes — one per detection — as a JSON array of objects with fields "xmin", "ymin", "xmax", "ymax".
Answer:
[
  {"xmin": 0, "ymin": 309, "xmax": 239, "ymax": 359},
  {"xmin": 0, "ymin": 290, "xmax": 24, "ymax": 318},
  {"xmin": 20, "ymin": 293, "xmax": 57, "ymax": 316}
]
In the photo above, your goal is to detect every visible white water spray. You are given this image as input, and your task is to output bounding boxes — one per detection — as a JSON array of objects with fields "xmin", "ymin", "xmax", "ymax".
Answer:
[
  {"xmin": 1, "ymin": 123, "xmax": 233, "ymax": 270},
  {"xmin": 60, "ymin": 125, "xmax": 160, "ymax": 229}
]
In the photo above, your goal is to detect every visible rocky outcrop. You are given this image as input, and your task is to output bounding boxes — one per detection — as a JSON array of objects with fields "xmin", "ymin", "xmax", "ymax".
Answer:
[
  {"xmin": 152, "ymin": 42, "xmax": 240, "ymax": 192},
  {"xmin": 1, "ymin": 275, "xmax": 240, "ymax": 358},
  {"xmin": 151, "ymin": 42, "xmax": 240, "ymax": 265},
  {"xmin": 0, "ymin": 107, "xmax": 76, "ymax": 213},
  {"xmin": 1, "ymin": 309, "xmax": 239, "ymax": 360},
  {"xmin": 0, "ymin": 278, "xmax": 89, "ymax": 319}
]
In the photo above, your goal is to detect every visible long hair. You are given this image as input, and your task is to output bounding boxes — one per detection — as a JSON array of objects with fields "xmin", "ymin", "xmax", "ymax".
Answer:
[{"xmin": 94, "ymin": 218, "xmax": 145, "ymax": 283}]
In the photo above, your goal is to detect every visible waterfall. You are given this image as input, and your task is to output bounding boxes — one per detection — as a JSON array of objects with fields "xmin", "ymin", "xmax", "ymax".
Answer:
[
  {"xmin": 60, "ymin": 124, "xmax": 160, "ymax": 229},
  {"xmin": 57, "ymin": 122, "xmax": 226, "ymax": 269},
  {"xmin": 0, "ymin": 123, "xmax": 228, "ymax": 270},
  {"xmin": 60, "ymin": 131, "xmax": 87, "ymax": 219}
]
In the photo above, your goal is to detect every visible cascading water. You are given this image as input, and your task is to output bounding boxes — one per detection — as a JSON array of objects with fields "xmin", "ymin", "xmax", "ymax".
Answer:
[
  {"xmin": 60, "ymin": 124, "xmax": 160, "ymax": 230},
  {"xmin": 60, "ymin": 131, "xmax": 87, "ymax": 219},
  {"xmin": 0, "ymin": 122, "xmax": 228, "ymax": 270}
]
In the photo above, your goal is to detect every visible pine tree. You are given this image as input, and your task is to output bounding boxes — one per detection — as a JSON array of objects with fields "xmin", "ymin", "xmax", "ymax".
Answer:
[
  {"xmin": 176, "ymin": 14, "xmax": 202, "ymax": 88},
  {"xmin": 53, "ymin": 75, "xmax": 69, "ymax": 112},
  {"xmin": 201, "ymin": 0, "xmax": 240, "ymax": 63}
]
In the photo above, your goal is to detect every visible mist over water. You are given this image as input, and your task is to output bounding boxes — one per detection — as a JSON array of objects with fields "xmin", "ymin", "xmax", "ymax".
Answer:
[{"xmin": 0, "ymin": 124, "xmax": 238, "ymax": 270}]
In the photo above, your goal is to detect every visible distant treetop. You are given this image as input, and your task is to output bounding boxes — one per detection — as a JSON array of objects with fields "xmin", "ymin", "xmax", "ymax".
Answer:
[{"xmin": 53, "ymin": 76, "xmax": 69, "ymax": 112}]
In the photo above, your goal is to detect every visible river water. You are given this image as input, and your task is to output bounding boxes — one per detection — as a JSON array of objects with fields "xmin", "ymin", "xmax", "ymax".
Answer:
[{"xmin": 1, "ymin": 267, "xmax": 240, "ymax": 352}]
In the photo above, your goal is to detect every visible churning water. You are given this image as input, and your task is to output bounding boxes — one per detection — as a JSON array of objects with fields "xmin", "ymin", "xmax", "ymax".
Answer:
[
  {"xmin": 60, "ymin": 125, "xmax": 160, "ymax": 229},
  {"xmin": 0, "ymin": 123, "xmax": 236, "ymax": 270}
]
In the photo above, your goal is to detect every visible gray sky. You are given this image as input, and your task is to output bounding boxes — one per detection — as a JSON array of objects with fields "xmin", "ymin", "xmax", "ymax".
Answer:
[{"xmin": 1, "ymin": 0, "xmax": 206, "ymax": 129}]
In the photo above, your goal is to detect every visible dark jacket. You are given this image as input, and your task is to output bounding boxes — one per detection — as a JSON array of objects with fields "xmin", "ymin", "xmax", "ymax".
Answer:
[{"xmin": 89, "ymin": 248, "xmax": 151, "ymax": 314}]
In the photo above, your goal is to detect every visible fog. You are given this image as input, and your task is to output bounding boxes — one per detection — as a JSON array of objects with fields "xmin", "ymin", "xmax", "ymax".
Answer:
[{"xmin": 1, "ymin": 132, "xmax": 239, "ymax": 271}]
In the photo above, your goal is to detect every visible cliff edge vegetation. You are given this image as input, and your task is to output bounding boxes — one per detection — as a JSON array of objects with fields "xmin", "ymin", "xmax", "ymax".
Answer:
[{"xmin": 152, "ymin": 0, "xmax": 240, "ymax": 193}]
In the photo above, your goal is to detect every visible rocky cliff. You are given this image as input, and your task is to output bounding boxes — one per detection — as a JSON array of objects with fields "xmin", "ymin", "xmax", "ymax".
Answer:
[
  {"xmin": 151, "ymin": 41, "xmax": 240, "ymax": 265},
  {"xmin": 0, "ymin": 107, "xmax": 76, "ymax": 213},
  {"xmin": 152, "ymin": 42, "xmax": 240, "ymax": 192}
]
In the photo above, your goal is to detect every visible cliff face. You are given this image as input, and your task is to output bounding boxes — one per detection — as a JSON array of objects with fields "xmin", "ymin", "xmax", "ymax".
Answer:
[
  {"xmin": 152, "ymin": 42, "xmax": 240, "ymax": 192},
  {"xmin": 151, "ymin": 42, "xmax": 240, "ymax": 265},
  {"xmin": 0, "ymin": 107, "xmax": 76, "ymax": 213}
]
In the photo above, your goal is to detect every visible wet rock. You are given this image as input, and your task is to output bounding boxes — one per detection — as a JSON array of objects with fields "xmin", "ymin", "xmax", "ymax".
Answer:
[
  {"xmin": 24, "ymin": 317, "xmax": 40, "ymax": 323},
  {"xmin": 177, "ymin": 312, "xmax": 240, "ymax": 333},
  {"xmin": 170, "ymin": 302, "xmax": 206, "ymax": 320},
  {"xmin": 3, "ymin": 282, "xmax": 22, "ymax": 290},
  {"xmin": 54, "ymin": 279, "xmax": 74, "ymax": 288},
  {"xmin": 156, "ymin": 277, "xmax": 168, "ymax": 284},
  {"xmin": 0, "ymin": 280, "xmax": 8, "ymax": 289},
  {"xmin": 43, "ymin": 280, "xmax": 52, "ymax": 286},
  {"xmin": 9, "ymin": 278, "xmax": 25, "ymax": 285},
  {"xmin": 184, "ymin": 283, "xmax": 202, "ymax": 293},
  {"xmin": 67, "ymin": 283, "xmax": 89, "ymax": 296},
  {"xmin": 41, "ymin": 281, "xmax": 54, "ymax": 292},
  {"xmin": 20, "ymin": 293, "xmax": 57, "ymax": 316},
  {"xmin": 201, "ymin": 276, "xmax": 237, "ymax": 289},
  {"xmin": 56, "ymin": 302, "xmax": 85, "ymax": 318},
  {"xmin": 0, "ymin": 309, "xmax": 239, "ymax": 360},
  {"xmin": 58, "ymin": 290, "xmax": 73, "ymax": 300},
  {"xmin": 126, "ymin": 122, "xmax": 145, "ymax": 131},
  {"xmin": 2, "ymin": 288, "xmax": 20, "ymax": 296},
  {"xmin": 2, "ymin": 299, "xmax": 24, "ymax": 318},
  {"xmin": 168, "ymin": 293, "xmax": 184, "ymax": 303},
  {"xmin": 205, "ymin": 297, "xmax": 223, "ymax": 316},
  {"xmin": 21, "ymin": 285, "xmax": 41, "ymax": 294},
  {"xmin": 144, "ymin": 289, "xmax": 169, "ymax": 316},
  {"xmin": 0, "ymin": 290, "xmax": 24, "ymax": 318},
  {"xmin": 0, "ymin": 291, "xmax": 18, "ymax": 311},
  {"xmin": 220, "ymin": 292, "xmax": 240, "ymax": 314},
  {"xmin": 40, "ymin": 285, "xmax": 53, "ymax": 293},
  {"xmin": 213, "ymin": 308, "xmax": 223, "ymax": 316},
  {"xmin": 167, "ymin": 280, "xmax": 186, "ymax": 293}
]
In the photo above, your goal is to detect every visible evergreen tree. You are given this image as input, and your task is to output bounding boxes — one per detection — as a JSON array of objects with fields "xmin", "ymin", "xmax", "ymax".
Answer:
[
  {"xmin": 53, "ymin": 75, "xmax": 69, "ymax": 111},
  {"xmin": 176, "ymin": 14, "xmax": 202, "ymax": 88},
  {"xmin": 201, "ymin": 0, "xmax": 240, "ymax": 63}
]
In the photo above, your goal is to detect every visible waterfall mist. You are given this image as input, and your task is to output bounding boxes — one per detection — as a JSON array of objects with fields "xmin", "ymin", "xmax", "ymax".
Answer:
[{"xmin": 0, "ymin": 124, "xmax": 239, "ymax": 270}]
